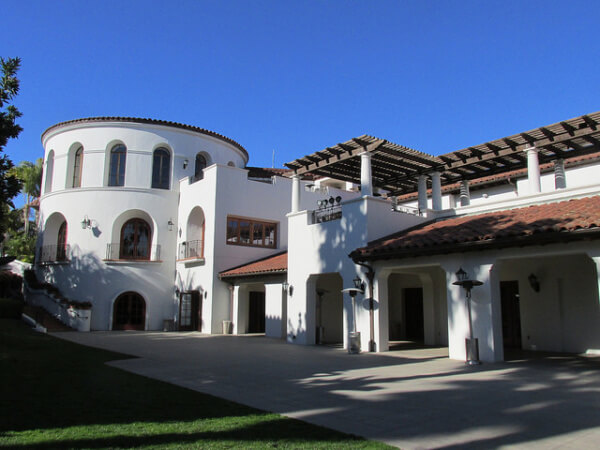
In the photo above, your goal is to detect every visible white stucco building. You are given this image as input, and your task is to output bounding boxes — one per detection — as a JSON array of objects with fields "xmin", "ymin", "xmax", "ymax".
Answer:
[{"xmin": 36, "ymin": 112, "xmax": 600, "ymax": 363}]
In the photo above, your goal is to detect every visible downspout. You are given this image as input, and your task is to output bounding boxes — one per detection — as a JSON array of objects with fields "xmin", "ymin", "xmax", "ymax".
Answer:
[{"xmin": 354, "ymin": 259, "xmax": 376, "ymax": 352}]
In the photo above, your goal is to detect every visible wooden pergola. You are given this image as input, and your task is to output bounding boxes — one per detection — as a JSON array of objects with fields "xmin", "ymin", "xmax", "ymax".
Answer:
[{"xmin": 284, "ymin": 112, "xmax": 600, "ymax": 196}]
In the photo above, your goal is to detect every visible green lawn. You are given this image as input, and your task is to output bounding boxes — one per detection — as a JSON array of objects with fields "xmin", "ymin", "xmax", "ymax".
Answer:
[{"xmin": 0, "ymin": 319, "xmax": 391, "ymax": 449}]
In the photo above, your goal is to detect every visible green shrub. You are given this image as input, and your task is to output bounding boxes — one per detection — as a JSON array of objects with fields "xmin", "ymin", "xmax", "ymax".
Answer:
[{"xmin": 0, "ymin": 297, "xmax": 24, "ymax": 318}]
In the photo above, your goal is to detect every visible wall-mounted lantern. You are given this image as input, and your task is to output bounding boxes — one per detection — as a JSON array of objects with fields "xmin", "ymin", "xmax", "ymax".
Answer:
[{"xmin": 81, "ymin": 215, "xmax": 92, "ymax": 229}]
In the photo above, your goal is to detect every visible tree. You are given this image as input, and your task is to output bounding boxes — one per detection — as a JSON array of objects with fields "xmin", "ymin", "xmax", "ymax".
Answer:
[
  {"xmin": 11, "ymin": 158, "xmax": 42, "ymax": 234},
  {"xmin": 0, "ymin": 57, "xmax": 23, "ymax": 240}
]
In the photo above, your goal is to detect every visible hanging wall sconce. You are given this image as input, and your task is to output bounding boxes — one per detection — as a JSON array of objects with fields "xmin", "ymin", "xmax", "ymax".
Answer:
[
  {"xmin": 81, "ymin": 215, "xmax": 92, "ymax": 229},
  {"xmin": 168, "ymin": 219, "xmax": 174, "ymax": 231},
  {"xmin": 183, "ymin": 159, "xmax": 189, "ymax": 169}
]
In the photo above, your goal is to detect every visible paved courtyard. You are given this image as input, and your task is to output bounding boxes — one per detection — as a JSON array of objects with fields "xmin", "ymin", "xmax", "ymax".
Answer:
[{"xmin": 54, "ymin": 332, "xmax": 600, "ymax": 449}]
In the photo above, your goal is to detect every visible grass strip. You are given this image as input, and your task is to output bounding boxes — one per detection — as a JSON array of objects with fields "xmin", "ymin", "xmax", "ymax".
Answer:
[{"xmin": 0, "ymin": 319, "xmax": 391, "ymax": 449}]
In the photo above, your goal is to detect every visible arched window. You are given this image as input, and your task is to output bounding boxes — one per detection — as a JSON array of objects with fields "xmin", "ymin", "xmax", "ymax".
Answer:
[
  {"xmin": 72, "ymin": 146, "xmax": 83, "ymax": 188},
  {"xmin": 56, "ymin": 221, "xmax": 68, "ymax": 261},
  {"xmin": 151, "ymin": 147, "xmax": 171, "ymax": 189},
  {"xmin": 194, "ymin": 153, "xmax": 207, "ymax": 181},
  {"xmin": 44, "ymin": 151, "xmax": 54, "ymax": 193},
  {"xmin": 113, "ymin": 292, "xmax": 146, "ymax": 330},
  {"xmin": 120, "ymin": 218, "xmax": 151, "ymax": 260},
  {"xmin": 108, "ymin": 144, "xmax": 127, "ymax": 186}
]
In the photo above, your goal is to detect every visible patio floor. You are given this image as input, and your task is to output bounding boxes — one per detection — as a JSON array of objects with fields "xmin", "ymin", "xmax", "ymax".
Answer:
[{"xmin": 53, "ymin": 331, "xmax": 600, "ymax": 449}]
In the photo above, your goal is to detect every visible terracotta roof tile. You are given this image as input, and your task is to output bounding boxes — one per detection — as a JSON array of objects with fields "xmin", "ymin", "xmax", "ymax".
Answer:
[
  {"xmin": 219, "ymin": 252, "xmax": 287, "ymax": 278},
  {"xmin": 42, "ymin": 117, "xmax": 248, "ymax": 158},
  {"xmin": 352, "ymin": 195, "xmax": 600, "ymax": 261}
]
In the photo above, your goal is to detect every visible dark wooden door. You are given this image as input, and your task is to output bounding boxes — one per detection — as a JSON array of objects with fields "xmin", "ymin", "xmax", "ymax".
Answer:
[
  {"xmin": 501, "ymin": 281, "xmax": 522, "ymax": 349},
  {"xmin": 248, "ymin": 291, "xmax": 265, "ymax": 333},
  {"xmin": 113, "ymin": 292, "xmax": 146, "ymax": 330},
  {"xmin": 179, "ymin": 291, "xmax": 202, "ymax": 331},
  {"xmin": 404, "ymin": 288, "xmax": 424, "ymax": 341}
]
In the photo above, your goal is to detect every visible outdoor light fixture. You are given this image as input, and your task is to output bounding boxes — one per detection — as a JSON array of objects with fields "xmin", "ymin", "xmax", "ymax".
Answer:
[
  {"xmin": 528, "ymin": 273, "xmax": 540, "ymax": 292},
  {"xmin": 282, "ymin": 281, "xmax": 289, "ymax": 293},
  {"xmin": 183, "ymin": 159, "xmax": 189, "ymax": 169},
  {"xmin": 81, "ymin": 215, "xmax": 91, "ymax": 229},
  {"xmin": 317, "ymin": 196, "xmax": 342, "ymax": 209},
  {"xmin": 453, "ymin": 267, "xmax": 483, "ymax": 365},
  {"xmin": 353, "ymin": 276, "xmax": 365, "ymax": 292},
  {"xmin": 342, "ymin": 279, "xmax": 365, "ymax": 354},
  {"xmin": 168, "ymin": 219, "xmax": 174, "ymax": 231}
]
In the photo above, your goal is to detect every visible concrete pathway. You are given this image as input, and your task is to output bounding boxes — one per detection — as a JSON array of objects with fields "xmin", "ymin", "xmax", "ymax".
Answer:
[{"xmin": 53, "ymin": 332, "xmax": 600, "ymax": 449}]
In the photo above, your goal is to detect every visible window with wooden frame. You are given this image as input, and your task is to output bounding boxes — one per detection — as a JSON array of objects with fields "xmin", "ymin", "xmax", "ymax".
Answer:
[{"xmin": 226, "ymin": 216, "xmax": 277, "ymax": 248}]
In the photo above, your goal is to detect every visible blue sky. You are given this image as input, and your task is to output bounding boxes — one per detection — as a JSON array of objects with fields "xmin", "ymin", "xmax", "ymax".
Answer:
[{"xmin": 3, "ymin": 0, "xmax": 599, "ymax": 182}]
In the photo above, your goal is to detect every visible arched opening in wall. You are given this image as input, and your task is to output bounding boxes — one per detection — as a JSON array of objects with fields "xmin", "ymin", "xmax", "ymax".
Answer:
[
  {"xmin": 180, "ymin": 207, "xmax": 205, "ymax": 259},
  {"xmin": 387, "ymin": 269, "xmax": 448, "ymax": 352},
  {"xmin": 119, "ymin": 218, "xmax": 151, "ymax": 260},
  {"xmin": 496, "ymin": 254, "xmax": 600, "ymax": 359},
  {"xmin": 108, "ymin": 143, "xmax": 127, "ymax": 186},
  {"xmin": 193, "ymin": 153, "xmax": 209, "ymax": 182},
  {"xmin": 113, "ymin": 292, "xmax": 146, "ymax": 330},
  {"xmin": 151, "ymin": 147, "xmax": 171, "ymax": 189},
  {"xmin": 311, "ymin": 273, "xmax": 343, "ymax": 346},
  {"xmin": 107, "ymin": 209, "xmax": 157, "ymax": 261},
  {"xmin": 40, "ymin": 212, "xmax": 69, "ymax": 262},
  {"xmin": 44, "ymin": 150, "xmax": 54, "ymax": 194}
]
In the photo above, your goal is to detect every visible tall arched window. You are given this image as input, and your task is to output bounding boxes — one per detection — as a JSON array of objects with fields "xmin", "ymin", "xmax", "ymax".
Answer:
[
  {"xmin": 72, "ymin": 146, "xmax": 83, "ymax": 188},
  {"xmin": 56, "ymin": 221, "xmax": 67, "ymax": 261},
  {"xmin": 44, "ymin": 151, "xmax": 54, "ymax": 193},
  {"xmin": 109, "ymin": 144, "xmax": 127, "ymax": 186},
  {"xmin": 120, "ymin": 218, "xmax": 151, "ymax": 260},
  {"xmin": 194, "ymin": 153, "xmax": 207, "ymax": 181},
  {"xmin": 151, "ymin": 147, "xmax": 171, "ymax": 189}
]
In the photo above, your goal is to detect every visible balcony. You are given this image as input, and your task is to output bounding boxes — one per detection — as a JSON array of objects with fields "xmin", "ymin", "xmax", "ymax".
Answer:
[
  {"xmin": 105, "ymin": 243, "xmax": 161, "ymax": 262},
  {"xmin": 38, "ymin": 244, "xmax": 70, "ymax": 264},
  {"xmin": 178, "ymin": 239, "xmax": 204, "ymax": 260}
]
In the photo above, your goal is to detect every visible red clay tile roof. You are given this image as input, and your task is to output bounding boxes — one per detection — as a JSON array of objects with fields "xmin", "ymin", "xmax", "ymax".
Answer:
[
  {"xmin": 246, "ymin": 167, "xmax": 292, "ymax": 178},
  {"xmin": 42, "ymin": 117, "xmax": 248, "ymax": 158},
  {"xmin": 351, "ymin": 195, "xmax": 600, "ymax": 261},
  {"xmin": 219, "ymin": 251, "xmax": 287, "ymax": 278}
]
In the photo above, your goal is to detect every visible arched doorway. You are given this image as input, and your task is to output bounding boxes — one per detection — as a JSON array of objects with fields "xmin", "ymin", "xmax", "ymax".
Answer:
[{"xmin": 113, "ymin": 292, "xmax": 146, "ymax": 330}]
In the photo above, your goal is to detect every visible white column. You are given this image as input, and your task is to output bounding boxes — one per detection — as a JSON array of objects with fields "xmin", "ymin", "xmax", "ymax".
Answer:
[
  {"xmin": 360, "ymin": 151, "xmax": 373, "ymax": 197},
  {"xmin": 526, "ymin": 147, "xmax": 541, "ymax": 194},
  {"xmin": 431, "ymin": 172, "xmax": 442, "ymax": 211},
  {"xmin": 291, "ymin": 175, "xmax": 300, "ymax": 213},
  {"xmin": 417, "ymin": 175, "xmax": 428, "ymax": 212},
  {"xmin": 554, "ymin": 159, "xmax": 566, "ymax": 190},
  {"xmin": 444, "ymin": 261, "xmax": 503, "ymax": 362},
  {"xmin": 459, "ymin": 179, "xmax": 470, "ymax": 206}
]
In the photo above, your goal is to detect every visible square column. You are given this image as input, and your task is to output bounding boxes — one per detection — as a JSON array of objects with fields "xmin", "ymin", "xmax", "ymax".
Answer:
[
  {"xmin": 430, "ymin": 172, "xmax": 442, "ymax": 211},
  {"xmin": 444, "ymin": 261, "xmax": 503, "ymax": 362},
  {"xmin": 360, "ymin": 151, "xmax": 373, "ymax": 197},
  {"xmin": 417, "ymin": 175, "xmax": 428, "ymax": 212},
  {"xmin": 554, "ymin": 159, "xmax": 566, "ymax": 189},
  {"xmin": 291, "ymin": 175, "xmax": 301, "ymax": 213},
  {"xmin": 526, "ymin": 147, "xmax": 541, "ymax": 194},
  {"xmin": 459, "ymin": 179, "xmax": 470, "ymax": 206}
]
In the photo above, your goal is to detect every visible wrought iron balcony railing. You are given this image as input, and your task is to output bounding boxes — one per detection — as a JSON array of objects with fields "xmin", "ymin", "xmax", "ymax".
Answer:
[
  {"xmin": 105, "ymin": 243, "xmax": 161, "ymax": 261},
  {"xmin": 178, "ymin": 239, "xmax": 204, "ymax": 259}
]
